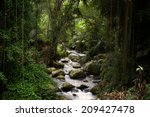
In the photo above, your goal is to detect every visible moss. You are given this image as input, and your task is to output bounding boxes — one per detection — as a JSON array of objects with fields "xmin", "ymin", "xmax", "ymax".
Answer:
[{"xmin": 90, "ymin": 84, "xmax": 101, "ymax": 95}]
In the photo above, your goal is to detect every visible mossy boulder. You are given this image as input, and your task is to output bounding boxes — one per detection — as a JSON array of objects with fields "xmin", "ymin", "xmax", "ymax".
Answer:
[
  {"xmin": 56, "ymin": 75, "xmax": 65, "ymax": 80},
  {"xmin": 52, "ymin": 69, "xmax": 65, "ymax": 77},
  {"xmin": 77, "ymin": 84, "xmax": 89, "ymax": 91},
  {"xmin": 61, "ymin": 82, "xmax": 75, "ymax": 92},
  {"xmin": 47, "ymin": 67, "xmax": 56, "ymax": 74},
  {"xmin": 69, "ymin": 69, "xmax": 86, "ymax": 79},
  {"xmin": 84, "ymin": 60, "xmax": 101, "ymax": 75},
  {"xmin": 53, "ymin": 61, "xmax": 64, "ymax": 68}
]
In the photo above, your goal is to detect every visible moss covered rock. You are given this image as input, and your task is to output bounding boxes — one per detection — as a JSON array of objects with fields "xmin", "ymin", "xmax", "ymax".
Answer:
[
  {"xmin": 53, "ymin": 61, "xmax": 64, "ymax": 68},
  {"xmin": 77, "ymin": 84, "xmax": 89, "ymax": 91},
  {"xmin": 52, "ymin": 69, "xmax": 65, "ymax": 77},
  {"xmin": 47, "ymin": 67, "xmax": 56, "ymax": 74},
  {"xmin": 56, "ymin": 75, "xmax": 65, "ymax": 80},
  {"xmin": 84, "ymin": 60, "xmax": 101, "ymax": 75},
  {"xmin": 61, "ymin": 82, "xmax": 75, "ymax": 92},
  {"xmin": 69, "ymin": 69, "xmax": 86, "ymax": 79}
]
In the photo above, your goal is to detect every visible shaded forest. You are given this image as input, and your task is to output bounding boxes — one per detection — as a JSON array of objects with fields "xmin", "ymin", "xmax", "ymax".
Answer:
[{"xmin": 0, "ymin": 0, "xmax": 150, "ymax": 100}]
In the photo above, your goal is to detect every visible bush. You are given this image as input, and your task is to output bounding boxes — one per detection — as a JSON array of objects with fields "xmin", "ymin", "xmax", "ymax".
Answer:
[
  {"xmin": 100, "ymin": 51, "xmax": 122, "ymax": 92},
  {"xmin": 0, "ymin": 72, "xmax": 5, "ymax": 81},
  {"xmin": 145, "ymin": 84, "xmax": 150, "ymax": 100},
  {"xmin": 2, "ymin": 63, "xmax": 58, "ymax": 100},
  {"xmin": 57, "ymin": 44, "xmax": 68, "ymax": 58},
  {"xmin": 125, "ymin": 87, "xmax": 136, "ymax": 100}
]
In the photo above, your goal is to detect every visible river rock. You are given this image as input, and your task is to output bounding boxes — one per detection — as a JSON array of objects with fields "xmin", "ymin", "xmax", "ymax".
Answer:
[
  {"xmin": 60, "ymin": 58, "xmax": 69, "ymax": 63},
  {"xmin": 68, "ymin": 54, "xmax": 80, "ymax": 62},
  {"xmin": 53, "ymin": 61, "xmax": 64, "ymax": 68},
  {"xmin": 77, "ymin": 84, "xmax": 89, "ymax": 91},
  {"xmin": 56, "ymin": 75, "xmax": 65, "ymax": 80},
  {"xmin": 47, "ymin": 67, "xmax": 56, "ymax": 74},
  {"xmin": 71, "ymin": 62, "xmax": 81, "ymax": 68},
  {"xmin": 61, "ymin": 82, "xmax": 75, "ymax": 92},
  {"xmin": 84, "ymin": 60, "xmax": 101, "ymax": 75},
  {"xmin": 52, "ymin": 69, "xmax": 65, "ymax": 77},
  {"xmin": 69, "ymin": 69, "xmax": 86, "ymax": 79},
  {"xmin": 72, "ymin": 94, "xmax": 77, "ymax": 96}
]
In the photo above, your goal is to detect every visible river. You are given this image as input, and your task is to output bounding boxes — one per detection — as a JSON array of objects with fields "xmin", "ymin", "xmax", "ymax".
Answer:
[{"xmin": 53, "ymin": 50, "xmax": 98, "ymax": 100}]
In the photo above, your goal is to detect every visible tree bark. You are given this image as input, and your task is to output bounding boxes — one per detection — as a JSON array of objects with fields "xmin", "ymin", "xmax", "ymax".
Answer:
[{"xmin": 121, "ymin": 0, "xmax": 134, "ymax": 86}]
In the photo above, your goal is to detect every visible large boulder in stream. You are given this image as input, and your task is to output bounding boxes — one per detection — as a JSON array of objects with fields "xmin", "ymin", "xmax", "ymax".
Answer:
[
  {"xmin": 69, "ymin": 69, "xmax": 86, "ymax": 79},
  {"xmin": 52, "ymin": 69, "xmax": 65, "ymax": 77},
  {"xmin": 61, "ymin": 82, "xmax": 75, "ymax": 92},
  {"xmin": 84, "ymin": 60, "xmax": 101, "ymax": 75}
]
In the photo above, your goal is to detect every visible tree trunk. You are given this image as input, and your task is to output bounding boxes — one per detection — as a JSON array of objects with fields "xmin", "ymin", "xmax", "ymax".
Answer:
[{"xmin": 121, "ymin": 0, "xmax": 134, "ymax": 86}]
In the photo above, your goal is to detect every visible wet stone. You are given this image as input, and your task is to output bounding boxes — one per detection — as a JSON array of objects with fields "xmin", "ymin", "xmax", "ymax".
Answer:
[
  {"xmin": 71, "ymin": 62, "xmax": 81, "ymax": 68},
  {"xmin": 60, "ymin": 58, "xmax": 70, "ymax": 63},
  {"xmin": 61, "ymin": 82, "xmax": 75, "ymax": 92},
  {"xmin": 52, "ymin": 69, "xmax": 65, "ymax": 77},
  {"xmin": 47, "ymin": 67, "xmax": 56, "ymax": 74},
  {"xmin": 72, "ymin": 94, "xmax": 77, "ymax": 96},
  {"xmin": 77, "ymin": 84, "xmax": 89, "ymax": 91},
  {"xmin": 69, "ymin": 69, "xmax": 86, "ymax": 79},
  {"xmin": 56, "ymin": 75, "xmax": 65, "ymax": 80}
]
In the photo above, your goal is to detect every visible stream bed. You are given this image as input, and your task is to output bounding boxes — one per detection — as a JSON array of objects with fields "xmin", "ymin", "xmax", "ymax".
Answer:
[{"xmin": 53, "ymin": 50, "xmax": 99, "ymax": 100}]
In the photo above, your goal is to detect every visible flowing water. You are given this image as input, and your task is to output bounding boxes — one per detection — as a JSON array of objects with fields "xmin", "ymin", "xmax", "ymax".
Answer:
[{"xmin": 54, "ymin": 50, "xmax": 98, "ymax": 100}]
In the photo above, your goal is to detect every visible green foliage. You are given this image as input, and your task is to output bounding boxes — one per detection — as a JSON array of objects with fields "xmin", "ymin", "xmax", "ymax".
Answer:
[
  {"xmin": 123, "ymin": 83, "xmax": 150, "ymax": 100},
  {"xmin": 2, "ymin": 62, "xmax": 57, "ymax": 100},
  {"xmin": 125, "ymin": 87, "xmax": 136, "ymax": 100},
  {"xmin": 0, "ymin": 0, "xmax": 58, "ymax": 100},
  {"xmin": 6, "ymin": 42, "xmax": 24, "ymax": 63},
  {"xmin": 100, "ymin": 51, "xmax": 122, "ymax": 92},
  {"xmin": 145, "ymin": 84, "xmax": 150, "ymax": 100},
  {"xmin": 0, "ymin": 30, "xmax": 11, "ymax": 41},
  {"xmin": 0, "ymin": 72, "xmax": 5, "ymax": 81},
  {"xmin": 57, "ymin": 44, "xmax": 68, "ymax": 58},
  {"xmin": 3, "ymin": 80, "xmax": 40, "ymax": 100},
  {"xmin": 69, "ymin": 1, "xmax": 108, "ymax": 55}
]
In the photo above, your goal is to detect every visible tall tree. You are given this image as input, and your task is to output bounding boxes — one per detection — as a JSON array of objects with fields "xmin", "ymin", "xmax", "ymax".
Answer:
[{"xmin": 41, "ymin": 0, "xmax": 81, "ymax": 65}]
